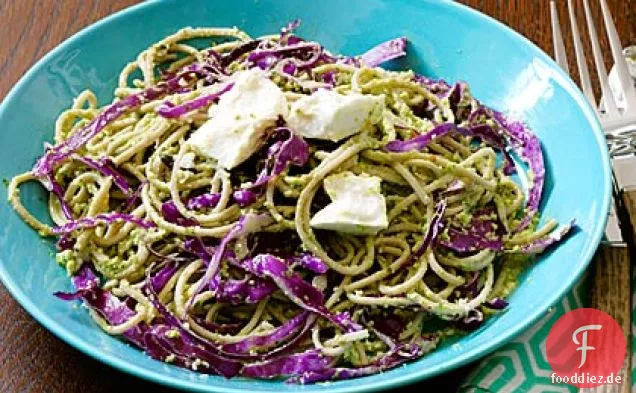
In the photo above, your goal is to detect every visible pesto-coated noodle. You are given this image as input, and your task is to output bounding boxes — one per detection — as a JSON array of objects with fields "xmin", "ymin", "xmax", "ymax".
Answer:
[{"xmin": 8, "ymin": 22, "xmax": 574, "ymax": 383}]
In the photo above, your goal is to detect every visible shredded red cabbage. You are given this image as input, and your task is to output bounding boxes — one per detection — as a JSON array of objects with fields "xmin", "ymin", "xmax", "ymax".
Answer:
[
  {"xmin": 288, "ymin": 342, "xmax": 423, "ymax": 384},
  {"xmin": 149, "ymin": 261, "xmax": 181, "ymax": 292},
  {"xmin": 288, "ymin": 253, "xmax": 328, "ymax": 274},
  {"xmin": 456, "ymin": 309, "xmax": 484, "ymax": 331},
  {"xmin": 76, "ymin": 156, "xmax": 132, "ymax": 195},
  {"xmin": 157, "ymin": 83, "xmax": 234, "ymax": 118},
  {"xmin": 161, "ymin": 193, "xmax": 222, "ymax": 225},
  {"xmin": 360, "ymin": 37, "xmax": 408, "ymax": 68},
  {"xmin": 220, "ymin": 311, "xmax": 308, "ymax": 354},
  {"xmin": 47, "ymin": 173, "xmax": 74, "ymax": 220},
  {"xmin": 52, "ymin": 213, "xmax": 155, "ymax": 235},
  {"xmin": 438, "ymin": 208, "xmax": 504, "ymax": 253},
  {"xmin": 241, "ymin": 349, "xmax": 334, "ymax": 379},
  {"xmin": 409, "ymin": 199, "xmax": 447, "ymax": 262},
  {"xmin": 232, "ymin": 190, "xmax": 258, "ymax": 207},
  {"xmin": 385, "ymin": 123, "xmax": 461, "ymax": 152},
  {"xmin": 484, "ymin": 298, "xmax": 509, "ymax": 310},
  {"xmin": 215, "ymin": 276, "xmax": 277, "ymax": 304},
  {"xmin": 241, "ymin": 254, "xmax": 361, "ymax": 332},
  {"xmin": 492, "ymin": 111, "xmax": 545, "ymax": 231},
  {"xmin": 518, "ymin": 220, "xmax": 576, "ymax": 253},
  {"xmin": 233, "ymin": 128, "xmax": 309, "ymax": 206},
  {"xmin": 33, "ymin": 66, "xmax": 210, "ymax": 180},
  {"xmin": 186, "ymin": 193, "xmax": 221, "ymax": 210},
  {"xmin": 161, "ymin": 201, "xmax": 198, "ymax": 227},
  {"xmin": 54, "ymin": 265, "xmax": 146, "ymax": 346},
  {"xmin": 188, "ymin": 214, "xmax": 274, "ymax": 307}
]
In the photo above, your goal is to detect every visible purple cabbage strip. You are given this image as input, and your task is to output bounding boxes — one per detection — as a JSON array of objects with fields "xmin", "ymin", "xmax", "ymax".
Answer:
[
  {"xmin": 414, "ymin": 74, "xmax": 451, "ymax": 93},
  {"xmin": 220, "ymin": 311, "xmax": 308, "ymax": 354},
  {"xmin": 47, "ymin": 174, "xmax": 74, "ymax": 219},
  {"xmin": 54, "ymin": 265, "xmax": 146, "ymax": 346},
  {"xmin": 51, "ymin": 212, "xmax": 155, "ymax": 235},
  {"xmin": 190, "ymin": 317, "xmax": 242, "ymax": 335},
  {"xmin": 142, "ymin": 273, "xmax": 244, "ymax": 377},
  {"xmin": 150, "ymin": 261, "xmax": 181, "ymax": 293},
  {"xmin": 161, "ymin": 201, "xmax": 198, "ymax": 227},
  {"xmin": 183, "ymin": 236, "xmax": 214, "ymax": 264},
  {"xmin": 288, "ymin": 254, "xmax": 328, "ymax": 274},
  {"xmin": 147, "ymin": 261, "xmax": 312, "ymax": 362},
  {"xmin": 442, "ymin": 228, "xmax": 503, "ymax": 253},
  {"xmin": 241, "ymin": 349, "xmax": 334, "ymax": 379},
  {"xmin": 409, "ymin": 199, "xmax": 447, "ymax": 262},
  {"xmin": 280, "ymin": 19, "xmax": 301, "ymax": 42},
  {"xmin": 76, "ymin": 156, "xmax": 132, "ymax": 195},
  {"xmin": 288, "ymin": 342, "xmax": 423, "ymax": 384},
  {"xmin": 493, "ymin": 111, "xmax": 545, "ymax": 231},
  {"xmin": 220, "ymin": 40, "xmax": 261, "ymax": 67},
  {"xmin": 282, "ymin": 62, "xmax": 297, "ymax": 76},
  {"xmin": 484, "ymin": 298, "xmax": 509, "ymax": 310},
  {"xmin": 517, "ymin": 220, "xmax": 576, "ymax": 254},
  {"xmin": 142, "ymin": 324, "xmax": 235, "ymax": 375},
  {"xmin": 385, "ymin": 123, "xmax": 460, "ymax": 152},
  {"xmin": 248, "ymin": 42, "xmax": 323, "ymax": 70},
  {"xmin": 369, "ymin": 312, "xmax": 405, "ymax": 340},
  {"xmin": 233, "ymin": 128, "xmax": 309, "ymax": 207},
  {"xmin": 33, "ymin": 66, "xmax": 208, "ymax": 180},
  {"xmin": 321, "ymin": 70, "xmax": 337, "ymax": 86},
  {"xmin": 241, "ymin": 254, "xmax": 361, "ymax": 332},
  {"xmin": 438, "ymin": 208, "xmax": 504, "ymax": 253},
  {"xmin": 123, "ymin": 181, "xmax": 146, "ymax": 212},
  {"xmin": 215, "ymin": 276, "xmax": 277, "ymax": 304},
  {"xmin": 156, "ymin": 82, "xmax": 234, "ymax": 119},
  {"xmin": 186, "ymin": 193, "xmax": 221, "ymax": 210},
  {"xmin": 360, "ymin": 37, "xmax": 408, "ymax": 68},
  {"xmin": 456, "ymin": 309, "xmax": 484, "ymax": 331},
  {"xmin": 232, "ymin": 190, "xmax": 258, "ymax": 207},
  {"xmin": 161, "ymin": 193, "xmax": 222, "ymax": 225},
  {"xmin": 56, "ymin": 235, "xmax": 75, "ymax": 251},
  {"xmin": 187, "ymin": 214, "xmax": 274, "ymax": 308},
  {"xmin": 461, "ymin": 272, "xmax": 482, "ymax": 299},
  {"xmin": 469, "ymin": 123, "xmax": 516, "ymax": 175}
]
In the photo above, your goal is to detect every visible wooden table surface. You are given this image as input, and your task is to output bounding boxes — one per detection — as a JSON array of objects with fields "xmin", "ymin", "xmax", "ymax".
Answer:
[{"xmin": 1, "ymin": 1, "xmax": 635, "ymax": 392}]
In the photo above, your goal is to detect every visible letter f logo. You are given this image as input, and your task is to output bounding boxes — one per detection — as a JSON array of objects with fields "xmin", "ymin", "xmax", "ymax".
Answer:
[{"xmin": 572, "ymin": 324, "xmax": 602, "ymax": 368}]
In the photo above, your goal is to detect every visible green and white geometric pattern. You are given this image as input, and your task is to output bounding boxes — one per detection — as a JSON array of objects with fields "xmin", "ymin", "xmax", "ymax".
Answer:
[{"xmin": 459, "ymin": 276, "xmax": 589, "ymax": 393}]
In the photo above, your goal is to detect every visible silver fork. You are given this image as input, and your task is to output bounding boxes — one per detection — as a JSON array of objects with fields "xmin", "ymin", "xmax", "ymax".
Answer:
[
  {"xmin": 550, "ymin": 0, "xmax": 636, "ymax": 244},
  {"xmin": 551, "ymin": 0, "xmax": 636, "ymax": 130},
  {"xmin": 551, "ymin": 2, "xmax": 635, "ymax": 392}
]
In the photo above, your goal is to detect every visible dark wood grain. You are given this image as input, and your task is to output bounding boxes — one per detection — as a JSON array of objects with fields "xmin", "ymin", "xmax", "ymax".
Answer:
[
  {"xmin": 587, "ymin": 246, "xmax": 632, "ymax": 393},
  {"xmin": 1, "ymin": 1, "xmax": 635, "ymax": 392}
]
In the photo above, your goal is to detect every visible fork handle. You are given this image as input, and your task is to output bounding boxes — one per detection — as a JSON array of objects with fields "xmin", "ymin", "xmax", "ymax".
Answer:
[{"xmin": 584, "ymin": 189, "xmax": 636, "ymax": 393}]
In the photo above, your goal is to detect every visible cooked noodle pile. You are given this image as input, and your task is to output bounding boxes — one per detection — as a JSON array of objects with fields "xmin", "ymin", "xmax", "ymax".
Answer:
[{"xmin": 8, "ymin": 22, "xmax": 573, "ymax": 383}]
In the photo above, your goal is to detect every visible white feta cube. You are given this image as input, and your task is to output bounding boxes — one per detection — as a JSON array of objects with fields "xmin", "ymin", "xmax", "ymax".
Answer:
[
  {"xmin": 310, "ymin": 172, "xmax": 388, "ymax": 235},
  {"xmin": 187, "ymin": 69, "xmax": 288, "ymax": 169},
  {"xmin": 287, "ymin": 89, "xmax": 383, "ymax": 142}
]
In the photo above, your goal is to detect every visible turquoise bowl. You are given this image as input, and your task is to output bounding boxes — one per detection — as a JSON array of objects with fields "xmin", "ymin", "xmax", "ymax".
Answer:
[{"xmin": 0, "ymin": 0, "xmax": 610, "ymax": 392}]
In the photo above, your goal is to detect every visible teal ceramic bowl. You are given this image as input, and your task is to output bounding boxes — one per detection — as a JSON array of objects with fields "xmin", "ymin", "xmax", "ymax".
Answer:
[{"xmin": 0, "ymin": 0, "xmax": 610, "ymax": 392}]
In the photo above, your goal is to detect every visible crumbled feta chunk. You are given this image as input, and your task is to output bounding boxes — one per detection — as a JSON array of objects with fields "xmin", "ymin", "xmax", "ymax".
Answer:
[
  {"xmin": 187, "ymin": 69, "xmax": 288, "ymax": 169},
  {"xmin": 310, "ymin": 172, "xmax": 388, "ymax": 235},
  {"xmin": 287, "ymin": 89, "xmax": 384, "ymax": 142}
]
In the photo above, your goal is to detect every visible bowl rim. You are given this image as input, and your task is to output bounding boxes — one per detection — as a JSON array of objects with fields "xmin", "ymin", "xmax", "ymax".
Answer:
[{"xmin": 0, "ymin": 0, "xmax": 611, "ymax": 392}]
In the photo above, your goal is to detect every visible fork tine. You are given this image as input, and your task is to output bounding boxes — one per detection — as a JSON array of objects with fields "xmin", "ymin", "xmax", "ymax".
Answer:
[
  {"xmin": 598, "ymin": 0, "xmax": 636, "ymax": 110},
  {"xmin": 582, "ymin": 0, "xmax": 620, "ymax": 117},
  {"xmin": 567, "ymin": 0, "xmax": 596, "ymax": 107},
  {"xmin": 550, "ymin": 1, "xmax": 570, "ymax": 74}
]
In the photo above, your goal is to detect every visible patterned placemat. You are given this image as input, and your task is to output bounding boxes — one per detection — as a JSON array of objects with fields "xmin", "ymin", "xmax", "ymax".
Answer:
[{"xmin": 458, "ymin": 276, "xmax": 589, "ymax": 392}]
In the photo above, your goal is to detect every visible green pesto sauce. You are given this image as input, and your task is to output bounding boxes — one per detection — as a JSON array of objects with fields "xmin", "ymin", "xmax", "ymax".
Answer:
[{"xmin": 490, "ymin": 253, "xmax": 534, "ymax": 300}]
